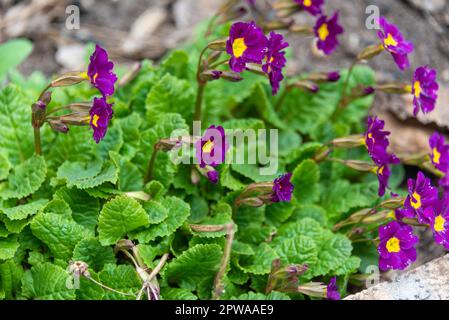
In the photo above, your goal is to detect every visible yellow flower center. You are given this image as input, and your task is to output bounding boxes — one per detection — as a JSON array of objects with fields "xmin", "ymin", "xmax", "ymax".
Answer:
[
  {"xmin": 232, "ymin": 38, "xmax": 247, "ymax": 58},
  {"xmin": 92, "ymin": 114, "xmax": 100, "ymax": 128},
  {"xmin": 202, "ymin": 140, "xmax": 214, "ymax": 154},
  {"xmin": 303, "ymin": 0, "xmax": 312, "ymax": 7},
  {"xmin": 413, "ymin": 81, "xmax": 422, "ymax": 98},
  {"xmin": 93, "ymin": 73, "xmax": 99, "ymax": 83},
  {"xmin": 378, "ymin": 165, "xmax": 385, "ymax": 175},
  {"xmin": 386, "ymin": 237, "xmax": 401, "ymax": 253},
  {"xmin": 434, "ymin": 215, "xmax": 446, "ymax": 232},
  {"xmin": 411, "ymin": 192, "xmax": 422, "ymax": 209},
  {"xmin": 433, "ymin": 147, "xmax": 441, "ymax": 164},
  {"xmin": 387, "ymin": 211, "xmax": 396, "ymax": 220},
  {"xmin": 384, "ymin": 34, "xmax": 398, "ymax": 47},
  {"xmin": 318, "ymin": 23, "xmax": 329, "ymax": 41}
]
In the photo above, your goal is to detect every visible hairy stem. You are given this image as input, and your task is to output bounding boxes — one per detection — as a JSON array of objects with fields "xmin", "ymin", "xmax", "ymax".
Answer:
[
  {"xmin": 85, "ymin": 275, "xmax": 135, "ymax": 297},
  {"xmin": 144, "ymin": 144, "xmax": 160, "ymax": 184},
  {"xmin": 339, "ymin": 60, "xmax": 358, "ymax": 109},
  {"xmin": 148, "ymin": 253, "xmax": 170, "ymax": 282},
  {"xmin": 194, "ymin": 83, "xmax": 206, "ymax": 123},
  {"xmin": 33, "ymin": 127, "xmax": 42, "ymax": 155},
  {"xmin": 213, "ymin": 223, "xmax": 235, "ymax": 300}
]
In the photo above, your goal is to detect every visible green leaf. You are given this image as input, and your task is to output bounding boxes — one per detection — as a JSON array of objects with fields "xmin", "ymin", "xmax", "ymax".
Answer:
[
  {"xmin": 0, "ymin": 259, "xmax": 23, "ymax": 299},
  {"xmin": 135, "ymin": 113, "xmax": 189, "ymax": 186},
  {"xmin": 0, "ymin": 86, "xmax": 34, "ymax": 165},
  {"xmin": 237, "ymin": 243, "xmax": 279, "ymax": 275},
  {"xmin": 72, "ymin": 238, "xmax": 116, "ymax": 272},
  {"xmin": 313, "ymin": 233, "xmax": 353, "ymax": 277},
  {"xmin": 146, "ymin": 74, "xmax": 195, "ymax": 124},
  {"xmin": 56, "ymin": 159, "xmax": 118, "ymax": 190},
  {"xmin": 291, "ymin": 159, "xmax": 320, "ymax": 204},
  {"xmin": 0, "ymin": 154, "xmax": 11, "ymax": 181},
  {"xmin": 21, "ymin": 263, "xmax": 76, "ymax": 300},
  {"xmin": 1, "ymin": 155, "xmax": 47, "ymax": 200},
  {"xmin": 334, "ymin": 256, "xmax": 361, "ymax": 276},
  {"xmin": 76, "ymin": 271, "xmax": 104, "ymax": 300},
  {"xmin": 54, "ymin": 187, "xmax": 100, "ymax": 231},
  {"xmin": 232, "ymin": 291, "xmax": 291, "ymax": 300},
  {"xmin": 132, "ymin": 196, "xmax": 190, "ymax": 243},
  {"xmin": 115, "ymin": 113, "xmax": 142, "ymax": 160},
  {"xmin": 98, "ymin": 196, "xmax": 150, "ymax": 246},
  {"xmin": 41, "ymin": 199, "xmax": 72, "ymax": 217},
  {"xmin": 0, "ymin": 236, "xmax": 20, "ymax": 260},
  {"xmin": 143, "ymin": 200, "xmax": 169, "ymax": 225},
  {"xmin": 276, "ymin": 218, "xmax": 324, "ymax": 244},
  {"xmin": 248, "ymin": 83, "xmax": 286, "ymax": 129},
  {"xmin": 110, "ymin": 151, "xmax": 143, "ymax": 192},
  {"xmin": 321, "ymin": 180, "xmax": 378, "ymax": 223},
  {"xmin": 1, "ymin": 199, "xmax": 48, "ymax": 220},
  {"xmin": 31, "ymin": 213, "xmax": 90, "ymax": 260},
  {"xmin": 98, "ymin": 264, "xmax": 141, "ymax": 300},
  {"xmin": 0, "ymin": 39, "xmax": 33, "ymax": 82},
  {"xmin": 274, "ymin": 235, "xmax": 318, "ymax": 266},
  {"xmin": 160, "ymin": 50, "xmax": 191, "ymax": 79},
  {"xmin": 164, "ymin": 244, "xmax": 222, "ymax": 294},
  {"xmin": 290, "ymin": 205, "xmax": 328, "ymax": 226},
  {"xmin": 161, "ymin": 287, "xmax": 198, "ymax": 300}
]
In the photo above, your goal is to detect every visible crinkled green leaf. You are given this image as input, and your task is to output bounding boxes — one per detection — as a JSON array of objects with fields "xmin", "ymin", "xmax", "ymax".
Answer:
[
  {"xmin": 146, "ymin": 74, "xmax": 195, "ymax": 125},
  {"xmin": 237, "ymin": 243, "xmax": 279, "ymax": 275},
  {"xmin": 143, "ymin": 200, "xmax": 168, "ymax": 225},
  {"xmin": 0, "ymin": 259, "xmax": 23, "ymax": 299},
  {"xmin": 98, "ymin": 264, "xmax": 141, "ymax": 300},
  {"xmin": 1, "ymin": 155, "xmax": 46, "ymax": 200},
  {"xmin": 21, "ymin": 263, "xmax": 76, "ymax": 300},
  {"xmin": 274, "ymin": 235, "xmax": 318, "ymax": 266},
  {"xmin": 0, "ymin": 85, "xmax": 34, "ymax": 166},
  {"xmin": 31, "ymin": 213, "xmax": 90, "ymax": 260},
  {"xmin": 0, "ymin": 154, "xmax": 11, "ymax": 181},
  {"xmin": 164, "ymin": 244, "xmax": 222, "ymax": 294},
  {"xmin": 161, "ymin": 287, "xmax": 198, "ymax": 300},
  {"xmin": 1, "ymin": 199, "xmax": 48, "ymax": 220},
  {"xmin": 0, "ymin": 236, "xmax": 20, "ymax": 260},
  {"xmin": 313, "ymin": 233, "xmax": 353, "ymax": 277},
  {"xmin": 232, "ymin": 291, "xmax": 291, "ymax": 300},
  {"xmin": 56, "ymin": 159, "xmax": 118, "ymax": 190},
  {"xmin": 72, "ymin": 238, "xmax": 116, "ymax": 272},
  {"xmin": 54, "ymin": 187, "xmax": 100, "ymax": 230},
  {"xmin": 132, "ymin": 196, "xmax": 190, "ymax": 243},
  {"xmin": 98, "ymin": 196, "xmax": 149, "ymax": 245}
]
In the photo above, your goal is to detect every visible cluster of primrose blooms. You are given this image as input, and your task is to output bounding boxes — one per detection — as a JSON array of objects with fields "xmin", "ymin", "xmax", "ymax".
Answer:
[{"xmin": 29, "ymin": 0, "xmax": 445, "ymax": 300}]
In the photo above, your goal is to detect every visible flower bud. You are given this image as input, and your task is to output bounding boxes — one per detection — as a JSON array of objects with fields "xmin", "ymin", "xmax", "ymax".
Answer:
[
  {"xmin": 31, "ymin": 101, "xmax": 47, "ymax": 129},
  {"xmin": 207, "ymin": 38, "xmax": 227, "ymax": 51},
  {"xmin": 292, "ymin": 80, "xmax": 319, "ymax": 93},
  {"xmin": 236, "ymin": 197, "xmax": 265, "ymax": 207},
  {"xmin": 288, "ymin": 25, "xmax": 314, "ymax": 36},
  {"xmin": 51, "ymin": 72, "xmax": 88, "ymax": 88},
  {"xmin": 307, "ymin": 71, "xmax": 341, "ymax": 83},
  {"xmin": 118, "ymin": 62, "xmax": 142, "ymax": 87},
  {"xmin": 40, "ymin": 91, "xmax": 52, "ymax": 105},
  {"xmin": 48, "ymin": 119, "xmax": 69, "ymax": 133},
  {"xmin": 191, "ymin": 167, "xmax": 201, "ymax": 185},
  {"xmin": 220, "ymin": 71, "xmax": 243, "ymax": 82},
  {"xmin": 264, "ymin": 20, "xmax": 294, "ymax": 31},
  {"xmin": 375, "ymin": 82, "xmax": 412, "ymax": 94},
  {"xmin": 357, "ymin": 44, "xmax": 385, "ymax": 61},
  {"xmin": 297, "ymin": 282, "xmax": 327, "ymax": 298},
  {"xmin": 331, "ymin": 134, "xmax": 365, "ymax": 148},
  {"xmin": 206, "ymin": 51, "xmax": 223, "ymax": 65},
  {"xmin": 200, "ymin": 70, "xmax": 223, "ymax": 82},
  {"xmin": 381, "ymin": 197, "xmax": 406, "ymax": 209},
  {"xmin": 340, "ymin": 160, "xmax": 378, "ymax": 172}
]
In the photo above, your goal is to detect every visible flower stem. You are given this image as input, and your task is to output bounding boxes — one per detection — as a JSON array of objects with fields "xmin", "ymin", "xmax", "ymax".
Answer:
[
  {"xmin": 85, "ymin": 275, "xmax": 136, "ymax": 297},
  {"xmin": 194, "ymin": 83, "xmax": 206, "ymax": 123},
  {"xmin": 339, "ymin": 60, "xmax": 358, "ymax": 109},
  {"xmin": 213, "ymin": 223, "xmax": 235, "ymax": 300},
  {"xmin": 144, "ymin": 144, "xmax": 160, "ymax": 184},
  {"xmin": 147, "ymin": 253, "xmax": 169, "ymax": 282},
  {"xmin": 33, "ymin": 127, "xmax": 42, "ymax": 155},
  {"xmin": 274, "ymin": 85, "xmax": 292, "ymax": 112}
]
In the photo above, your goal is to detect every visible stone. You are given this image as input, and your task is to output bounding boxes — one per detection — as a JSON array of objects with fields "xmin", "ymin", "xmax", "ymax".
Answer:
[{"xmin": 346, "ymin": 254, "xmax": 449, "ymax": 300}]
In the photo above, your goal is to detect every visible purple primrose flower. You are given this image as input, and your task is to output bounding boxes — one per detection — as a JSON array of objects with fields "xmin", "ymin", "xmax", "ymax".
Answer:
[{"xmin": 314, "ymin": 12, "xmax": 344, "ymax": 55}]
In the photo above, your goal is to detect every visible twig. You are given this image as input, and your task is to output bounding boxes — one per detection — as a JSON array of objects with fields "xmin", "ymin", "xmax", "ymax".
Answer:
[{"xmin": 85, "ymin": 276, "xmax": 135, "ymax": 297}]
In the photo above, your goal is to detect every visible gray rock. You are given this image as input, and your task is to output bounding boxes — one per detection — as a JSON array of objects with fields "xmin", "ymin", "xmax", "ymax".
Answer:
[{"xmin": 346, "ymin": 254, "xmax": 449, "ymax": 300}]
